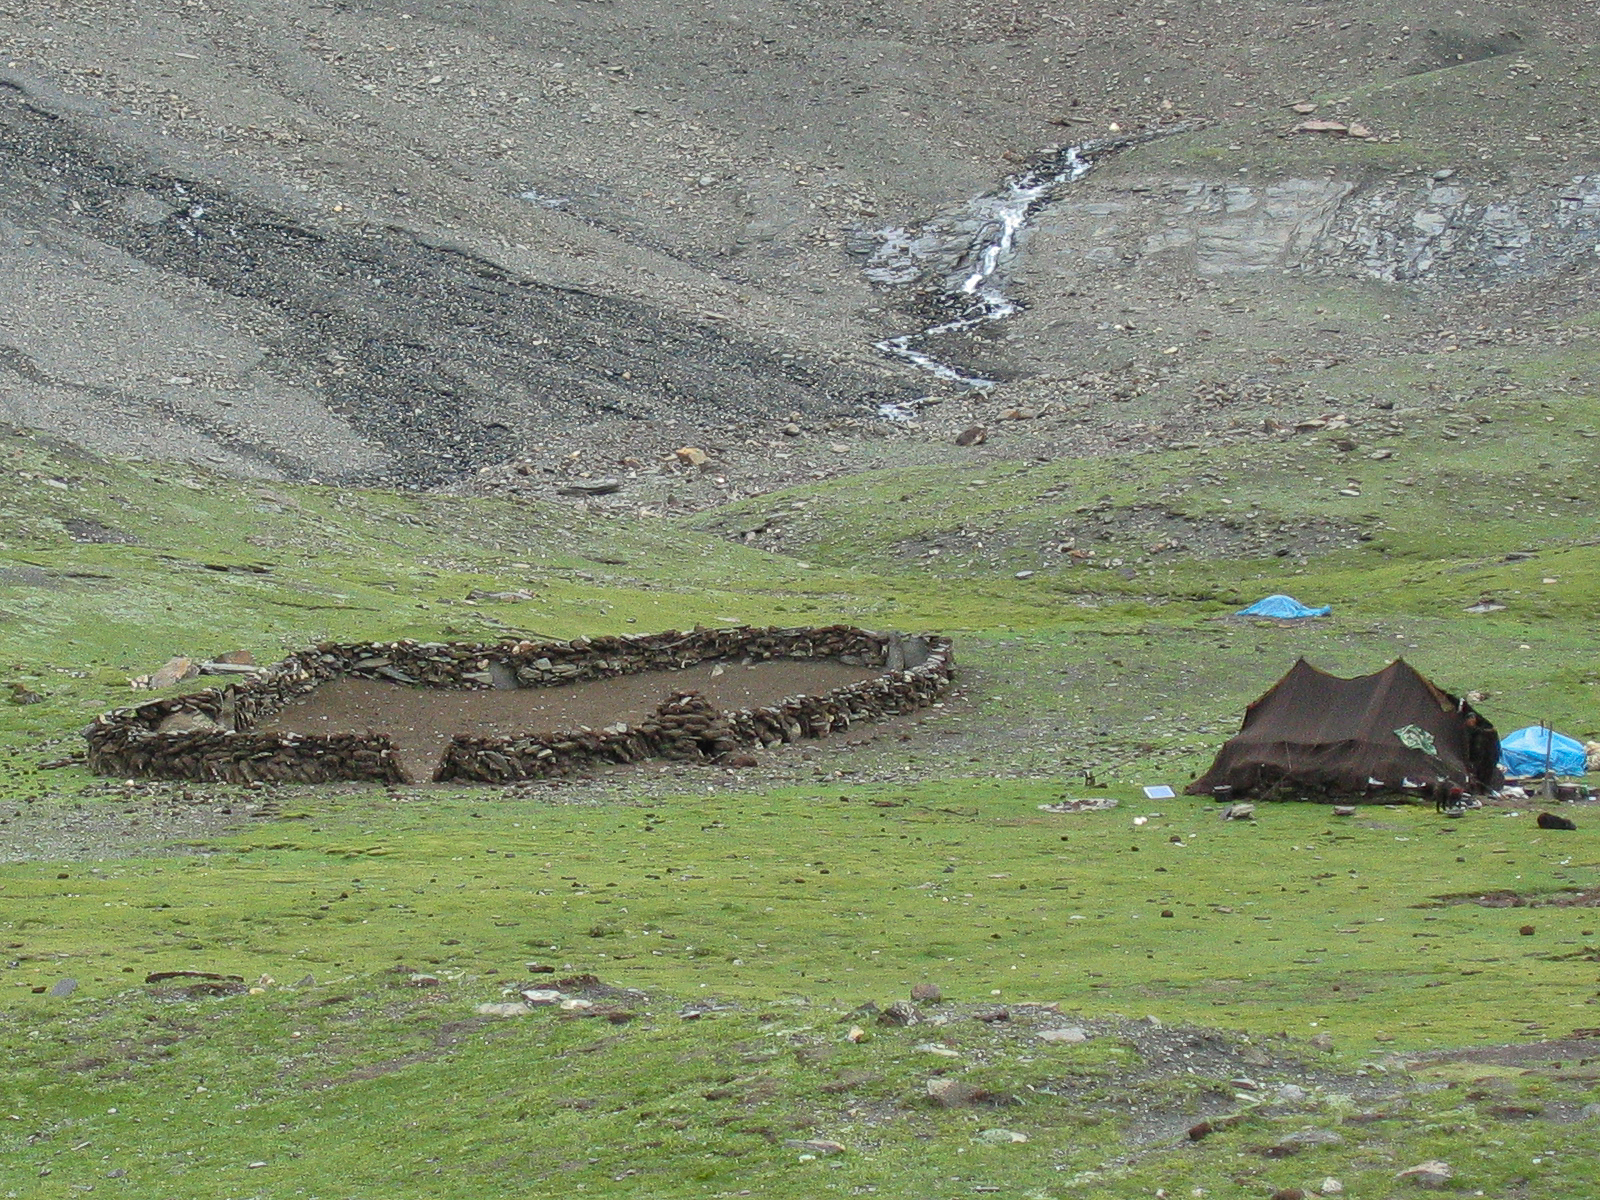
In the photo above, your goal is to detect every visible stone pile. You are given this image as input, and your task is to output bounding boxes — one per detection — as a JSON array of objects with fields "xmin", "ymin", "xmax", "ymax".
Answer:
[{"xmin": 84, "ymin": 625, "xmax": 953, "ymax": 785}]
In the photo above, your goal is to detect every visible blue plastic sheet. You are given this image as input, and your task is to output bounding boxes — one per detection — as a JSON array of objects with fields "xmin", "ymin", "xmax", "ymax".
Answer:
[
  {"xmin": 1235, "ymin": 594, "xmax": 1332, "ymax": 619},
  {"xmin": 1499, "ymin": 725, "xmax": 1589, "ymax": 777}
]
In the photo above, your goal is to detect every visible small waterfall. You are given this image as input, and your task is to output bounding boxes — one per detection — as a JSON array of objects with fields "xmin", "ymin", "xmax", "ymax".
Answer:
[{"xmin": 872, "ymin": 145, "xmax": 1094, "ymax": 397}]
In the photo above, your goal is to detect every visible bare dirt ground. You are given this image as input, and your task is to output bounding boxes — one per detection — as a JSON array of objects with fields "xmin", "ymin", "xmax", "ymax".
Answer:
[{"xmin": 259, "ymin": 659, "xmax": 879, "ymax": 779}]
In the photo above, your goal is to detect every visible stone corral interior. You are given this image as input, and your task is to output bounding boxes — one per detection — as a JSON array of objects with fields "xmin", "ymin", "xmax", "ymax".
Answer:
[{"xmin": 84, "ymin": 626, "xmax": 953, "ymax": 784}]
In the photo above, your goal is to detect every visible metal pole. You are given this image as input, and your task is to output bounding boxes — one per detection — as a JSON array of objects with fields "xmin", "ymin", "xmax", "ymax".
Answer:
[{"xmin": 1542, "ymin": 720, "xmax": 1556, "ymax": 799}]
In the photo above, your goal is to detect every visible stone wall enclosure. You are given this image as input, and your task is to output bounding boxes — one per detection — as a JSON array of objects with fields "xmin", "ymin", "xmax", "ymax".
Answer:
[{"xmin": 84, "ymin": 626, "xmax": 954, "ymax": 785}]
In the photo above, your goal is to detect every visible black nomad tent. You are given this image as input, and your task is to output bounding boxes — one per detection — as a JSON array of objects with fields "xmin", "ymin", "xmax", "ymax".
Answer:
[{"xmin": 1186, "ymin": 658, "xmax": 1501, "ymax": 801}]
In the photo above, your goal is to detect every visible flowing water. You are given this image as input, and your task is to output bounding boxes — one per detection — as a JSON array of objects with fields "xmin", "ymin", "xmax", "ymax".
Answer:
[{"xmin": 869, "ymin": 144, "xmax": 1096, "ymax": 401}]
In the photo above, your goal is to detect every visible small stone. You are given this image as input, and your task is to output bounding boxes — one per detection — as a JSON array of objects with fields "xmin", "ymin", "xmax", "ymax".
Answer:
[
  {"xmin": 975, "ymin": 1128, "xmax": 1027, "ymax": 1144},
  {"xmin": 1318, "ymin": 1179, "xmax": 1343, "ymax": 1196},
  {"xmin": 1269, "ymin": 1128, "xmax": 1342, "ymax": 1155},
  {"xmin": 555, "ymin": 477, "xmax": 622, "ymax": 496},
  {"xmin": 1014, "ymin": 570, "xmax": 1034, "ymax": 579},
  {"xmin": 1276, "ymin": 1083, "xmax": 1308, "ymax": 1103},
  {"xmin": 675, "ymin": 446, "xmax": 709, "ymax": 467},
  {"xmin": 1291, "ymin": 102, "xmax": 1318, "ymax": 113},
  {"xmin": 1395, "ymin": 1160, "xmax": 1452, "ymax": 1188},
  {"xmin": 954, "ymin": 425, "xmax": 987, "ymax": 446},
  {"xmin": 784, "ymin": 1138, "xmax": 845, "ymax": 1154},
  {"xmin": 846, "ymin": 1025, "xmax": 866, "ymax": 1043},
  {"xmin": 519, "ymin": 989, "xmax": 563, "ymax": 1005},
  {"xmin": 911, "ymin": 982, "xmax": 942, "ymax": 1003},
  {"xmin": 1331, "ymin": 805, "xmax": 1356, "ymax": 817},
  {"xmin": 148, "ymin": 656, "xmax": 198, "ymax": 689},
  {"xmin": 781, "ymin": 423, "xmax": 801, "ymax": 436},
  {"xmin": 1037, "ymin": 1026, "xmax": 1088, "ymax": 1044},
  {"xmin": 1369, "ymin": 448, "xmax": 1394, "ymax": 460},
  {"xmin": 926, "ymin": 1077, "xmax": 983, "ymax": 1107},
  {"xmin": 1221, "ymin": 802, "xmax": 1256, "ymax": 821},
  {"xmin": 879, "ymin": 1000, "xmax": 920, "ymax": 1026},
  {"xmin": 157, "ymin": 710, "xmax": 221, "ymax": 734},
  {"xmin": 476, "ymin": 1002, "xmax": 531, "ymax": 1017},
  {"xmin": 1296, "ymin": 119, "xmax": 1348, "ymax": 133},
  {"xmin": 1309, "ymin": 1033, "xmax": 1334, "ymax": 1050},
  {"xmin": 49, "ymin": 977, "xmax": 77, "ymax": 998},
  {"xmin": 973, "ymin": 1007, "xmax": 1010, "ymax": 1023},
  {"xmin": 829, "ymin": 443, "xmax": 851, "ymax": 454},
  {"xmin": 1347, "ymin": 123, "xmax": 1373, "ymax": 139}
]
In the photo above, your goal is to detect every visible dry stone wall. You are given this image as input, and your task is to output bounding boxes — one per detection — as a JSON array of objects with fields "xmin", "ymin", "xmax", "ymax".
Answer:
[{"xmin": 84, "ymin": 625, "xmax": 953, "ymax": 785}]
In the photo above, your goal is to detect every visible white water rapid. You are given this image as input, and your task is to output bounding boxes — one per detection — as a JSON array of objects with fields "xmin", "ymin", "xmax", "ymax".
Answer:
[{"xmin": 868, "ymin": 144, "xmax": 1097, "ymax": 410}]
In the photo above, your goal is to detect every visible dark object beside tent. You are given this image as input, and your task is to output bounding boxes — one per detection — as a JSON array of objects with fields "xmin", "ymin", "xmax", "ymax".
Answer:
[{"xmin": 1186, "ymin": 658, "xmax": 1501, "ymax": 802}]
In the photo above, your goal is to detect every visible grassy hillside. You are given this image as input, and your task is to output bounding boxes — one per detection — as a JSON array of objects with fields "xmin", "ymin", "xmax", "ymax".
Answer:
[{"xmin": 4, "ymin": 386, "xmax": 1600, "ymax": 1194}]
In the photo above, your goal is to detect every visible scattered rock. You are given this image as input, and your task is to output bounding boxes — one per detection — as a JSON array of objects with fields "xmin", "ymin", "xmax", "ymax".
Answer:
[
  {"xmin": 157, "ymin": 710, "xmax": 221, "ymax": 734},
  {"xmin": 675, "ymin": 446, "xmax": 710, "ymax": 467},
  {"xmin": 1309, "ymin": 1033, "xmax": 1334, "ymax": 1050},
  {"xmin": 49, "ymin": 977, "xmax": 77, "ymax": 998},
  {"xmin": 1265, "ymin": 1127, "xmax": 1342, "ymax": 1156},
  {"xmin": 954, "ymin": 425, "xmax": 987, "ymax": 446},
  {"xmin": 973, "ymin": 1007, "xmax": 1010, "ymax": 1023},
  {"xmin": 1276, "ymin": 1083, "xmax": 1308, "ymax": 1104},
  {"xmin": 911, "ymin": 982, "xmax": 942, "ymax": 1003},
  {"xmin": 879, "ymin": 1000, "xmax": 920, "ymax": 1026},
  {"xmin": 146, "ymin": 657, "xmax": 199, "ymax": 690},
  {"xmin": 1537, "ymin": 812, "xmax": 1577, "ymax": 831},
  {"xmin": 926, "ymin": 1077, "xmax": 984, "ymax": 1107},
  {"xmin": 1296, "ymin": 119, "xmax": 1348, "ymax": 134},
  {"xmin": 1220, "ymin": 802, "xmax": 1256, "ymax": 820},
  {"xmin": 784, "ymin": 1138, "xmax": 845, "ymax": 1154},
  {"xmin": 1037, "ymin": 1026, "xmax": 1089, "ymax": 1044},
  {"xmin": 1395, "ymin": 1161, "xmax": 1452, "ymax": 1188},
  {"xmin": 781, "ymin": 422, "xmax": 801, "ymax": 437},
  {"xmin": 519, "ymin": 989, "xmax": 564, "ymax": 1005},
  {"xmin": 476, "ymin": 1001, "xmax": 532, "ymax": 1017},
  {"xmin": 8, "ymin": 683, "xmax": 44, "ymax": 705},
  {"xmin": 846, "ymin": 1025, "xmax": 866, "ymax": 1043},
  {"xmin": 975, "ymin": 1128, "xmax": 1027, "ymax": 1144},
  {"xmin": 555, "ymin": 478, "xmax": 622, "ymax": 496},
  {"xmin": 1013, "ymin": 570, "xmax": 1034, "ymax": 579},
  {"xmin": 1318, "ymin": 1180, "xmax": 1343, "ymax": 1196},
  {"xmin": 1331, "ymin": 805, "xmax": 1356, "ymax": 817}
]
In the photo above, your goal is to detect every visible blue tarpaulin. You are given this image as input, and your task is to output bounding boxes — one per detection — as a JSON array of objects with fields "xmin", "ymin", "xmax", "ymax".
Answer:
[
  {"xmin": 1499, "ymin": 725, "xmax": 1589, "ymax": 778},
  {"xmin": 1236, "ymin": 594, "xmax": 1332, "ymax": 619}
]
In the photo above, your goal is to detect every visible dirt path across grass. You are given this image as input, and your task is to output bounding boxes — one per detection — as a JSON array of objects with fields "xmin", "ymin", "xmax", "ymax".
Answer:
[{"xmin": 258, "ymin": 659, "xmax": 879, "ymax": 780}]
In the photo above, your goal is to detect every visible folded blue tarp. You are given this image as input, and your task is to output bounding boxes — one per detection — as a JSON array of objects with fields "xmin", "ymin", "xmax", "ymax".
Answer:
[
  {"xmin": 1236, "ymin": 594, "xmax": 1332, "ymax": 619},
  {"xmin": 1499, "ymin": 725, "xmax": 1589, "ymax": 777}
]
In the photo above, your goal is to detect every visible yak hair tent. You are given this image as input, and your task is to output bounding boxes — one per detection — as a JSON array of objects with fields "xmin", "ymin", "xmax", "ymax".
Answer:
[
  {"xmin": 1499, "ymin": 725, "xmax": 1589, "ymax": 778},
  {"xmin": 1186, "ymin": 658, "xmax": 1501, "ymax": 802}
]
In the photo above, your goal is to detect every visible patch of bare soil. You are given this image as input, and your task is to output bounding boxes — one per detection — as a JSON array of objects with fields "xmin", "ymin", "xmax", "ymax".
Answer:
[
  {"xmin": 258, "ymin": 659, "xmax": 879, "ymax": 780},
  {"xmin": 1433, "ymin": 888, "xmax": 1600, "ymax": 908}
]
